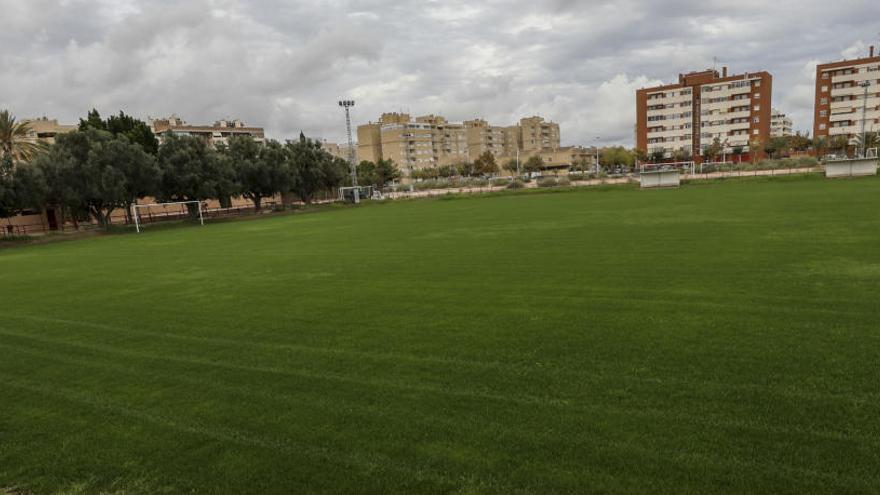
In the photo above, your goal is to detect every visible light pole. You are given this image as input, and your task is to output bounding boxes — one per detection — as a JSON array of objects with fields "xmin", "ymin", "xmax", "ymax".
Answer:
[
  {"xmin": 338, "ymin": 99, "xmax": 359, "ymax": 204},
  {"xmin": 859, "ymin": 81, "xmax": 871, "ymax": 158},
  {"xmin": 594, "ymin": 137, "xmax": 601, "ymax": 177}
]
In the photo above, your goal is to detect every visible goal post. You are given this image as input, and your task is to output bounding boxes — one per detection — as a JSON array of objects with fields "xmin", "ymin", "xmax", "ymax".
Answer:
[{"xmin": 131, "ymin": 200, "xmax": 205, "ymax": 233}]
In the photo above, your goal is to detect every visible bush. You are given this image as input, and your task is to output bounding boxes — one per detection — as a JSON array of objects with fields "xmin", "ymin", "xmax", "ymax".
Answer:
[
  {"xmin": 491, "ymin": 178, "xmax": 511, "ymax": 187},
  {"xmin": 506, "ymin": 180, "xmax": 527, "ymax": 190},
  {"xmin": 536, "ymin": 177, "xmax": 558, "ymax": 188},
  {"xmin": 557, "ymin": 177, "xmax": 571, "ymax": 187}
]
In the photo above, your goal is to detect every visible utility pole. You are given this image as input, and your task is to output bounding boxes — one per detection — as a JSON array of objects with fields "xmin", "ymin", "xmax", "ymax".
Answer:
[
  {"xmin": 594, "ymin": 137, "xmax": 601, "ymax": 177},
  {"xmin": 338, "ymin": 100, "xmax": 359, "ymax": 203},
  {"xmin": 859, "ymin": 81, "xmax": 870, "ymax": 158}
]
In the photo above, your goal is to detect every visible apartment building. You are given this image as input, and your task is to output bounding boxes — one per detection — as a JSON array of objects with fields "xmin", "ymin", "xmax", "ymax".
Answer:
[
  {"xmin": 636, "ymin": 68, "xmax": 772, "ymax": 161},
  {"xmin": 322, "ymin": 141, "xmax": 356, "ymax": 162},
  {"xmin": 20, "ymin": 117, "xmax": 76, "ymax": 145},
  {"xmin": 518, "ymin": 116, "xmax": 560, "ymax": 153},
  {"xmin": 357, "ymin": 113, "xmax": 562, "ymax": 176},
  {"xmin": 150, "ymin": 116, "xmax": 265, "ymax": 147},
  {"xmin": 813, "ymin": 46, "xmax": 880, "ymax": 145},
  {"xmin": 770, "ymin": 109, "xmax": 793, "ymax": 137}
]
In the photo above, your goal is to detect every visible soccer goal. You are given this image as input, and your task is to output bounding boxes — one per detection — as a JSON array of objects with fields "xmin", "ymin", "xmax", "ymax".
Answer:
[{"xmin": 131, "ymin": 200, "xmax": 205, "ymax": 233}]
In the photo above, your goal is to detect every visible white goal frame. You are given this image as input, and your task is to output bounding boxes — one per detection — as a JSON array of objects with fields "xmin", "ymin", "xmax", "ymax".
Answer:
[{"xmin": 131, "ymin": 200, "xmax": 205, "ymax": 233}]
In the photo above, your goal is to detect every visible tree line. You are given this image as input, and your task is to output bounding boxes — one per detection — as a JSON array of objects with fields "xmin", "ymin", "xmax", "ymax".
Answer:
[{"xmin": 0, "ymin": 109, "xmax": 402, "ymax": 230}]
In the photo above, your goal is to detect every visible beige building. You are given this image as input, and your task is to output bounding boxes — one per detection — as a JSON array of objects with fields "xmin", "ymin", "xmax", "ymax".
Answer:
[
  {"xmin": 150, "ymin": 116, "xmax": 265, "ymax": 147},
  {"xmin": 357, "ymin": 113, "xmax": 563, "ymax": 177},
  {"xmin": 322, "ymin": 141, "xmax": 356, "ymax": 161},
  {"xmin": 770, "ymin": 109, "xmax": 793, "ymax": 137},
  {"xmin": 20, "ymin": 117, "xmax": 76, "ymax": 145}
]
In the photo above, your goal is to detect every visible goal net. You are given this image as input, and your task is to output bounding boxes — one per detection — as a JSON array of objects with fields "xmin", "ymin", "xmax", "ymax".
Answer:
[{"xmin": 131, "ymin": 201, "xmax": 205, "ymax": 233}]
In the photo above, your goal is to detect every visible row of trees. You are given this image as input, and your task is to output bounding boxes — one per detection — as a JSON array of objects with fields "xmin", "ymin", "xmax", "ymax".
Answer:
[
  {"xmin": 0, "ymin": 109, "xmax": 366, "ymax": 229},
  {"xmin": 647, "ymin": 131, "xmax": 880, "ymax": 164}
]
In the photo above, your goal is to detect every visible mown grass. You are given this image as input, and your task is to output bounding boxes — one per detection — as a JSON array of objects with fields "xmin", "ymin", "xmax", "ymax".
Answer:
[{"xmin": 1, "ymin": 176, "xmax": 879, "ymax": 494}]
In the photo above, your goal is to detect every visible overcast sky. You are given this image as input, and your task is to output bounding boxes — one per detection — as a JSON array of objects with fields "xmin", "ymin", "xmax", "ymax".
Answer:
[{"xmin": 1, "ymin": 0, "xmax": 878, "ymax": 147}]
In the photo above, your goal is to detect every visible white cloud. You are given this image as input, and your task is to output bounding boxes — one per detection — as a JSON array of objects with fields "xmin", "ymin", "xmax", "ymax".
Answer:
[{"xmin": 0, "ymin": 0, "xmax": 878, "ymax": 145}]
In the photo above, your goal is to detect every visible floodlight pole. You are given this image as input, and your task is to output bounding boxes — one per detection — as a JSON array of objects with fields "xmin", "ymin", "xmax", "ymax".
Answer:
[
  {"xmin": 515, "ymin": 149, "xmax": 520, "ymax": 190},
  {"xmin": 859, "ymin": 81, "xmax": 870, "ymax": 158},
  {"xmin": 339, "ymin": 99, "xmax": 359, "ymax": 204},
  {"xmin": 594, "ymin": 137, "xmax": 601, "ymax": 177}
]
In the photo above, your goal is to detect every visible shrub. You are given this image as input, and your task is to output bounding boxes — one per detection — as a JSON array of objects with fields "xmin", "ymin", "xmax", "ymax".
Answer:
[
  {"xmin": 506, "ymin": 180, "xmax": 527, "ymax": 190},
  {"xmin": 536, "ymin": 177, "xmax": 558, "ymax": 188},
  {"xmin": 557, "ymin": 177, "xmax": 571, "ymax": 187},
  {"xmin": 491, "ymin": 178, "xmax": 511, "ymax": 187}
]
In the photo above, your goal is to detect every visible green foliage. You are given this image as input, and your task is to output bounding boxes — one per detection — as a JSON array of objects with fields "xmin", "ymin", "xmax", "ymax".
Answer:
[
  {"xmin": 0, "ymin": 110, "xmax": 43, "ymax": 163},
  {"xmin": 473, "ymin": 151, "xmax": 499, "ymax": 176},
  {"xmin": 33, "ymin": 129, "xmax": 156, "ymax": 228},
  {"xmin": 157, "ymin": 134, "xmax": 234, "ymax": 206},
  {"xmin": 522, "ymin": 155, "xmax": 544, "ymax": 173},
  {"xmin": 225, "ymin": 136, "xmax": 289, "ymax": 211},
  {"xmin": 285, "ymin": 134, "xmax": 346, "ymax": 204},
  {"xmin": 600, "ymin": 146, "xmax": 636, "ymax": 167},
  {"xmin": 358, "ymin": 158, "xmax": 401, "ymax": 187},
  {"xmin": 79, "ymin": 109, "xmax": 159, "ymax": 154},
  {"xmin": 536, "ymin": 176, "xmax": 559, "ymax": 187}
]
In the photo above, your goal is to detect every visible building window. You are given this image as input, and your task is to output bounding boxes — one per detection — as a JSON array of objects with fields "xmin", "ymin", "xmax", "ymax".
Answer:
[
  {"xmin": 753, "ymin": 129, "xmax": 760, "ymax": 135},
  {"xmin": 820, "ymin": 98, "xmax": 828, "ymax": 105},
  {"xmin": 754, "ymin": 105, "xmax": 761, "ymax": 111},
  {"xmin": 819, "ymin": 110, "xmax": 828, "ymax": 117},
  {"xmin": 753, "ymin": 117, "xmax": 760, "ymax": 123},
  {"xmin": 819, "ymin": 124, "xmax": 827, "ymax": 130},
  {"xmin": 822, "ymin": 73, "xmax": 829, "ymax": 79},
  {"xmin": 753, "ymin": 93, "xmax": 761, "ymax": 99},
  {"xmin": 821, "ymin": 85, "xmax": 828, "ymax": 92}
]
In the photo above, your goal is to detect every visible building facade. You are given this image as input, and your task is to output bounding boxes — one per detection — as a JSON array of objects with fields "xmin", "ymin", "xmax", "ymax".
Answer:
[
  {"xmin": 20, "ymin": 117, "xmax": 76, "ymax": 146},
  {"xmin": 813, "ymin": 46, "xmax": 880, "ymax": 145},
  {"xmin": 636, "ymin": 68, "xmax": 772, "ymax": 161},
  {"xmin": 150, "ymin": 116, "xmax": 265, "ymax": 147},
  {"xmin": 770, "ymin": 109, "xmax": 793, "ymax": 137},
  {"xmin": 357, "ymin": 113, "xmax": 562, "ymax": 176}
]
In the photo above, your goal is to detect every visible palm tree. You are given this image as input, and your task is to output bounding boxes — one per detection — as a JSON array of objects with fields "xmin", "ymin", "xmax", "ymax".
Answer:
[
  {"xmin": 854, "ymin": 131, "xmax": 880, "ymax": 157},
  {"xmin": 0, "ymin": 110, "xmax": 42, "ymax": 162}
]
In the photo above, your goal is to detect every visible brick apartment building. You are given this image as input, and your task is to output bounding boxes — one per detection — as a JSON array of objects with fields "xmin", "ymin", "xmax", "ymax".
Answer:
[
  {"xmin": 813, "ymin": 46, "xmax": 880, "ymax": 146},
  {"xmin": 636, "ymin": 68, "xmax": 772, "ymax": 162}
]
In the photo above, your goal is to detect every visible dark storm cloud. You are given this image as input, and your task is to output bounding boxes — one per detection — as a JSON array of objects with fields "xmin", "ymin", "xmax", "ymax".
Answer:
[{"xmin": 1, "ymin": 0, "xmax": 878, "ymax": 146}]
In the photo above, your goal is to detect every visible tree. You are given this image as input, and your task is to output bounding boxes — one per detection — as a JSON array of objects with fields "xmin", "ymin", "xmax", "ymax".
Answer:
[
  {"xmin": 78, "ymin": 109, "xmax": 107, "ymax": 131},
  {"xmin": 732, "ymin": 145, "xmax": 744, "ymax": 163},
  {"xmin": 226, "ymin": 135, "xmax": 286, "ymax": 212},
  {"xmin": 106, "ymin": 111, "xmax": 159, "ymax": 154},
  {"xmin": 79, "ymin": 109, "xmax": 159, "ymax": 154},
  {"xmin": 703, "ymin": 138, "xmax": 723, "ymax": 163},
  {"xmin": 285, "ymin": 133, "xmax": 346, "ymax": 204},
  {"xmin": 812, "ymin": 137, "xmax": 828, "ymax": 159},
  {"xmin": 157, "ymin": 134, "xmax": 235, "ymax": 210},
  {"xmin": 503, "ymin": 158, "xmax": 520, "ymax": 175},
  {"xmin": 749, "ymin": 137, "xmax": 764, "ymax": 164},
  {"xmin": 473, "ymin": 151, "xmax": 499, "ymax": 176},
  {"xmin": 32, "ymin": 129, "xmax": 156, "ymax": 229},
  {"xmin": 522, "ymin": 155, "xmax": 544, "ymax": 175},
  {"xmin": 648, "ymin": 149, "xmax": 666, "ymax": 163},
  {"xmin": 373, "ymin": 159, "xmax": 401, "ymax": 186},
  {"xmin": 457, "ymin": 161, "xmax": 477, "ymax": 177},
  {"xmin": 854, "ymin": 131, "xmax": 879, "ymax": 156},
  {"xmin": 0, "ymin": 110, "xmax": 43, "ymax": 163},
  {"xmin": 830, "ymin": 135, "xmax": 849, "ymax": 156}
]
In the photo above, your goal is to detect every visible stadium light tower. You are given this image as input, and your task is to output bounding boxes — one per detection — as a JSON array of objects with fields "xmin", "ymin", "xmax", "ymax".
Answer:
[
  {"xmin": 339, "ymin": 99, "xmax": 359, "ymax": 204},
  {"xmin": 859, "ymin": 81, "xmax": 870, "ymax": 158}
]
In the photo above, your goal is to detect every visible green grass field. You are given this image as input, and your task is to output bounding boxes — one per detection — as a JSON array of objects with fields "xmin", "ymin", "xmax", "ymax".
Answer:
[{"xmin": 2, "ymin": 176, "xmax": 879, "ymax": 494}]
